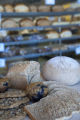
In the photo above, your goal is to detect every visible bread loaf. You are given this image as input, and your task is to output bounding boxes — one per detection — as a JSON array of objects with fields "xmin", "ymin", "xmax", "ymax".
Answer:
[
  {"xmin": 2, "ymin": 19, "xmax": 19, "ymax": 28},
  {"xmin": 29, "ymin": 5, "xmax": 37, "ymax": 12},
  {"xmin": 20, "ymin": 18, "xmax": 34, "ymax": 27},
  {"xmin": 24, "ymin": 87, "xmax": 80, "ymax": 120},
  {"xmin": 38, "ymin": 5, "xmax": 51, "ymax": 12},
  {"xmin": 14, "ymin": 4, "xmax": 29, "ymax": 12},
  {"xmin": 46, "ymin": 30, "xmax": 59, "ymax": 39},
  {"xmin": 4, "ymin": 4, "xmax": 14, "ymax": 12},
  {"xmin": 0, "ymin": 5, "xmax": 4, "ymax": 12},
  {"xmin": 60, "ymin": 30, "xmax": 72, "ymax": 38},
  {"xmin": 7, "ymin": 61, "xmax": 42, "ymax": 90},
  {"xmin": 52, "ymin": 5, "xmax": 64, "ymax": 12},
  {"xmin": 36, "ymin": 18, "xmax": 51, "ymax": 26},
  {"xmin": 42, "ymin": 56, "xmax": 80, "ymax": 85}
]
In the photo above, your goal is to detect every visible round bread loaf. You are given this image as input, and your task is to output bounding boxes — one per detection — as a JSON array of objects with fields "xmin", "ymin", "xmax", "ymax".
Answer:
[
  {"xmin": 14, "ymin": 4, "xmax": 29, "ymax": 12},
  {"xmin": 42, "ymin": 56, "xmax": 80, "ymax": 85},
  {"xmin": 2, "ymin": 19, "xmax": 19, "ymax": 28},
  {"xmin": 20, "ymin": 18, "xmax": 34, "ymax": 27},
  {"xmin": 38, "ymin": 5, "xmax": 51, "ymax": 12},
  {"xmin": 4, "ymin": 4, "xmax": 14, "ymax": 12},
  {"xmin": 29, "ymin": 5, "xmax": 37, "ymax": 12},
  {"xmin": 36, "ymin": 18, "xmax": 51, "ymax": 26},
  {"xmin": 0, "ymin": 5, "xmax": 4, "ymax": 12},
  {"xmin": 60, "ymin": 30, "xmax": 72, "ymax": 38},
  {"xmin": 52, "ymin": 5, "xmax": 64, "ymax": 12},
  {"xmin": 46, "ymin": 30, "xmax": 59, "ymax": 39}
]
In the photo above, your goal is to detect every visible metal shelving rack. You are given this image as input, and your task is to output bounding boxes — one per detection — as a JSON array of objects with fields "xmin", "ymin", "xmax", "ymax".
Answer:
[{"xmin": 0, "ymin": 10, "xmax": 80, "ymax": 62}]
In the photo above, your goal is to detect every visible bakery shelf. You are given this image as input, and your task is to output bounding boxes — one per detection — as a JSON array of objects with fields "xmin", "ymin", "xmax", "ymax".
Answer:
[
  {"xmin": 2, "ymin": 46, "xmax": 78, "ymax": 61},
  {"xmin": 2, "ymin": 35, "xmax": 80, "ymax": 46},
  {"xmin": 1, "ymin": 11, "xmax": 80, "ymax": 18},
  {"xmin": 1, "ymin": 24, "xmax": 80, "ymax": 31}
]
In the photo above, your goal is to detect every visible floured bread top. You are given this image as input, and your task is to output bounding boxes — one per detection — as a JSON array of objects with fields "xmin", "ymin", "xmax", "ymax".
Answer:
[
  {"xmin": 60, "ymin": 30, "xmax": 72, "ymax": 38},
  {"xmin": 14, "ymin": 4, "xmax": 29, "ymax": 12},
  {"xmin": 42, "ymin": 56, "xmax": 80, "ymax": 85}
]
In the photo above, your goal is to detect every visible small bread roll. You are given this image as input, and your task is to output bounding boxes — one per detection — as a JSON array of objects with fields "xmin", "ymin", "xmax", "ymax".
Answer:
[
  {"xmin": 42, "ymin": 56, "xmax": 80, "ymax": 85},
  {"xmin": 20, "ymin": 18, "xmax": 34, "ymax": 27},
  {"xmin": 38, "ymin": 5, "xmax": 51, "ymax": 12},
  {"xmin": 52, "ymin": 5, "xmax": 64, "ymax": 12},
  {"xmin": 60, "ymin": 30, "xmax": 72, "ymax": 38},
  {"xmin": 14, "ymin": 4, "xmax": 29, "ymax": 12},
  {"xmin": 36, "ymin": 18, "xmax": 51, "ymax": 26},
  {"xmin": 4, "ymin": 4, "xmax": 14, "ymax": 12},
  {"xmin": 29, "ymin": 5, "xmax": 37, "ymax": 12},
  {"xmin": 2, "ymin": 19, "xmax": 19, "ymax": 28},
  {"xmin": 0, "ymin": 5, "xmax": 4, "ymax": 12},
  {"xmin": 46, "ymin": 30, "xmax": 59, "ymax": 39}
]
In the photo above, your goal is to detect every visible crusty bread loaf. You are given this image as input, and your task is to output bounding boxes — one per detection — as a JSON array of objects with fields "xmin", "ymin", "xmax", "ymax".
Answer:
[
  {"xmin": 60, "ymin": 30, "xmax": 72, "ymax": 38},
  {"xmin": 24, "ymin": 87, "xmax": 80, "ymax": 120},
  {"xmin": 52, "ymin": 5, "xmax": 64, "ymax": 12},
  {"xmin": 36, "ymin": 18, "xmax": 51, "ymax": 26},
  {"xmin": 42, "ymin": 56, "xmax": 80, "ymax": 85},
  {"xmin": 14, "ymin": 4, "xmax": 29, "ymax": 12},
  {"xmin": 29, "ymin": 5, "xmax": 37, "ymax": 12},
  {"xmin": 38, "ymin": 5, "xmax": 51, "ymax": 12},
  {"xmin": 4, "ymin": 4, "xmax": 14, "ymax": 12},
  {"xmin": 0, "ymin": 5, "xmax": 4, "ymax": 12},
  {"xmin": 20, "ymin": 18, "xmax": 34, "ymax": 27},
  {"xmin": 2, "ymin": 19, "xmax": 19, "ymax": 28},
  {"xmin": 7, "ymin": 61, "xmax": 42, "ymax": 90},
  {"xmin": 46, "ymin": 30, "xmax": 59, "ymax": 39}
]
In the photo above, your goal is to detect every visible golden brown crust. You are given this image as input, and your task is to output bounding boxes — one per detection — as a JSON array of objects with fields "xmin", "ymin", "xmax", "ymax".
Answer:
[
  {"xmin": 38, "ymin": 5, "xmax": 51, "ymax": 12},
  {"xmin": 36, "ymin": 18, "xmax": 51, "ymax": 26},
  {"xmin": 29, "ymin": 5, "xmax": 37, "ymax": 12},
  {"xmin": 52, "ymin": 5, "xmax": 64, "ymax": 12},
  {"xmin": 4, "ymin": 4, "xmax": 14, "ymax": 12},
  {"xmin": 2, "ymin": 19, "xmax": 19, "ymax": 28},
  {"xmin": 20, "ymin": 18, "xmax": 34, "ymax": 27}
]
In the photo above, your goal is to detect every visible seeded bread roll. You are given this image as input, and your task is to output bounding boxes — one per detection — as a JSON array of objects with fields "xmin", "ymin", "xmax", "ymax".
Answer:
[
  {"xmin": 29, "ymin": 5, "xmax": 37, "ymax": 12},
  {"xmin": 20, "ymin": 18, "xmax": 34, "ymax": 27},
  {"xmin": 0, "ymin": 5, "xmax": 4, "ymax": 12},
  {"xmin": 52, "ymin": 5, "xmax": 64, "ymax": 12},
  {"xmin": 36, "ymin": 18, "xmax": 51, "ymax": 26},
  {"xmin": 42, "ymin": 56, "xmax": 80, "ymax": 85},
  {"xmin": 14, "ymin": 4, "xmax": 29, "ymax": 12},
  {"xmin": 46, "ymin": 30, "xmax": 59, "ymax": 39},
  {"xmin": 7, "ymin": 61, "xmax": 42, "ymax": 90},
  {"xmin": 60, "ymin": 30, "xmax": 72, "ymax": 38},
  {"xmin": 38, "ymin": 5, "xmax": 51, "ymax": 12},
  {"xmin": 4, "ymin": 4, "xmax": 14, "ymax": 12},
  {"xmin": 2, "ymin": 19, "xmax": 19, "ymax": 28}
]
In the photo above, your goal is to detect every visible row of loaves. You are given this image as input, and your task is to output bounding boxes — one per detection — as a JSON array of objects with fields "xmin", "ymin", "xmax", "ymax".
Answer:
[
  {"xmin": 0, "ymin": 4, "xmax": 78, "ymax": 13},
  {"xmin": 1, "ymin": 16, "xmax": 80, "ymax": 29}
]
